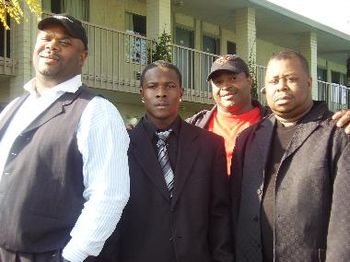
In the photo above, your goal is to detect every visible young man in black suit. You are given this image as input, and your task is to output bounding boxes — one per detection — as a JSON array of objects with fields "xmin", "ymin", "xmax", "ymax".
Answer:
[{"xmin": 98, "ymin": 60, "xmax": 233, "ymax": 262}]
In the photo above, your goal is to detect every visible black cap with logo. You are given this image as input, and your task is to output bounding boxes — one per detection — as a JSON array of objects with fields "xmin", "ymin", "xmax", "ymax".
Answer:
[
  {"xmin": 38, "ymin": 14, "xmax": 88, "ymax": 50},
  {"xmin": 207, "ymin": 54, "xmax": 249, "ymax": 81}
]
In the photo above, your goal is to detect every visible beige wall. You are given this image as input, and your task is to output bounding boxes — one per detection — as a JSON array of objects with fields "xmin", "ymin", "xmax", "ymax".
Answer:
[
  {"xmin": 220, "ymin": 28, "xmax": 236, "ymax": 55},
  {"xmin": 89, "ymin": 0, "xmax": 126, "ymax": 31},
  {"xmin": 174, "ymin": 13, "xmax": 194, "ymax": 29},
  {"xmin": 174, "ymin": 12, "xmax": 236, "ymax": 55},
  {"xmin": 0, "ymin": 78, "xmax": 11, "ymax": 104},
  {"xmin": 256, "ymin": 38, "xmax": 285, "ymax": 66},
  {"xmin": 318, "ymin": 57, "xmax": 346, "ymax": 74}
]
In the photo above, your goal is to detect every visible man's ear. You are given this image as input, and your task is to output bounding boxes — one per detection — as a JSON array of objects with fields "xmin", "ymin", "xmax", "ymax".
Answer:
[
  {"xmin": 79, "ymin": 50, "xmax": 88, "ymax": 66},
  {"xmin": 307, "ymin": 77, "xmax": 312, "ymax": 92},
  {"xmin": 140, "ymin": 87, "xmax": 145, "ymax": 103},
  {"xmin": 248, "ymin": 76, "xmax": 254, "ymax": 89},
  {"xmin": 180, "ymin": 87, "xmax": 184, "ymax": 98}
]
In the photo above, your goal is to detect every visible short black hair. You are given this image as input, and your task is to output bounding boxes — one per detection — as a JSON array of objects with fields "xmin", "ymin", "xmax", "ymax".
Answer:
[
  {"xmin": 268, "ymin": 50, "xmax": 310, "ymax": 76},
  {"xmin": 140, "ymin": 60, "xmax": 182, "ymax": 88}
]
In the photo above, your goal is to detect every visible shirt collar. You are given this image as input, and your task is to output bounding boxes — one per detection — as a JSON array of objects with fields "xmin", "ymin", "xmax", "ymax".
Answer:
[
  {"xmin": 142, "ymin": 115, "xmax": 181, "ymax": 140},
  {"xmin": 23, "ymin": 75, "xmax": 83, "ymax": 96}
]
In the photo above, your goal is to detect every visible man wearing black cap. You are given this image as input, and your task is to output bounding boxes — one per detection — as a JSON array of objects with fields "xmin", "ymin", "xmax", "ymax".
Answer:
[
  {"xmin": 187, "ymin": 54, "xmax": 268, "ymax": 175},
  {"xmin": 187, "ymin": 54, "xmax": 350, "ymax": 175},
  {"xmin": 0, "ymin": 14, "xmax": 130, "ymax": 262}
]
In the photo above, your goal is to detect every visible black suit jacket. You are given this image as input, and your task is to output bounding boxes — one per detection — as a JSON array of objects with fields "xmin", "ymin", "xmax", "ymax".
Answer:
[{"xmin": 98, "ymin": 117, "xmax": 233, "ymax": 262}]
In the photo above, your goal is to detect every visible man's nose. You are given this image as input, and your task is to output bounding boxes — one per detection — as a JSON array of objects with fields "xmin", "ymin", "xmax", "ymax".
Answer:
[
  {"xmin": 156, "ymin": 86, "xmax": 167, "ymax": 97},
  {"xmin": 220, "ymin": 80, "xmax": 234, "ymax": 90},
  {"xmin": 45, "ymin": 39, "xmax": 60, "ymax": 51},
  {"xmin": 276, "ymin": 78, "xmax": 289, "ymax": 92}
]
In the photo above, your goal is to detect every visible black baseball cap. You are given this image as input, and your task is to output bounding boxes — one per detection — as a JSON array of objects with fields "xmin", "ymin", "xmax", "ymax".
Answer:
[
  {"xmin": 38, "ymin": 14, "xmax": 88, "ymax": 50},
  {"xmin": 207, "ymin": 54, "xmax": 249, "ymax": 81}
]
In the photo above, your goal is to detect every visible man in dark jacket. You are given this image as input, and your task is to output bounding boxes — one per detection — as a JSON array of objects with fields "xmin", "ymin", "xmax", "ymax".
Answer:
[
  {"xmin": 187, "ymin": 54, "xmax": 269, "ymax": 175},
  {"xmin": 187, "ymin": 54, "xmax": 350, "ymax": 176},
  {"xmin": 97, "ymin": 61, "xmax": 233, "ymax": 262},
  {"xmin": 232, "ymin": 50, "xmax": 350, "ymax": 262}
]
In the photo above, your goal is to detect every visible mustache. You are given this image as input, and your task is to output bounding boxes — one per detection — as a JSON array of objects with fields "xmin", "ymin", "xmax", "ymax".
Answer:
[
  {"xmin": 39, "ymin": 52, "xmax": 60, "ymax": 61},
  {"xmin": 218, "ymin": 86, "xmax": 238, "ymax": 96},
  {"xmin": 274, "ymin": 93, "xmax": 293, "ymax": 101}
]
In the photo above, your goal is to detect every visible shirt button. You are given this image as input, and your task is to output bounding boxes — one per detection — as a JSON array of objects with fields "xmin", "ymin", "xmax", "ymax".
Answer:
[
  {"xmin": 11, "ymin": 152, "xmax": 17, "ymax": 156},
  {"xmin": 253, "ymin": 216, "xmax": 259, "ymax": 222},
  {"xmin": 257, "ymin": 188, "xmax": 263, "ymax": 195}
]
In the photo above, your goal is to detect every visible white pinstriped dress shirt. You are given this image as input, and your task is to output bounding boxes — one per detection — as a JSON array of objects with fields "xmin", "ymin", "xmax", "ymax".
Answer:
[{"xmin": 0, "ymin": 75, "xmax": 130, "ymax": 262}]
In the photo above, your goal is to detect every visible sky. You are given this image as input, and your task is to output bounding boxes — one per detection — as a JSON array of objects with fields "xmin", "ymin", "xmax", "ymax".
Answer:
[{"xmin": 267, "ymin": 0, "xmax": 350, "ymax": 35}]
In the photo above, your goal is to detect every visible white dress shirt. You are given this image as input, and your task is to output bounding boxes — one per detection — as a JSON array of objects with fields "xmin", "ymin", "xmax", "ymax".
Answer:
[{"xmin": 0, "ymin": 75, "xmax": 130, "ymax": 262}]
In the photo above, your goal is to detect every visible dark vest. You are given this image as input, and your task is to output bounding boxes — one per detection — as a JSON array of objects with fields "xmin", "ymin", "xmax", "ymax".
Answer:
[{"xmin": 0, "ymin": 86, "xmax": 95, "ymax": 252}]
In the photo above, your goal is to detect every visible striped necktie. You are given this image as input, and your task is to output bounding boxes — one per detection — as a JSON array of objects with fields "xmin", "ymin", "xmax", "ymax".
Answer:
[{"xmin": 156, "ymin": 130, "xmax": 174, "ymax": 196}]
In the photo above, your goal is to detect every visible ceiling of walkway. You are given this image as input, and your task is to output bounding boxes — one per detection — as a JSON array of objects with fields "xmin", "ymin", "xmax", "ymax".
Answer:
[{"xmin": 172, "ymin": 0, "xmax": 350, "ymax": 64}]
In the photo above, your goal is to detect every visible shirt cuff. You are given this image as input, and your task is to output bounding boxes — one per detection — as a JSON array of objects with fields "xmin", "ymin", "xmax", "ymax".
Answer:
[{"xmin": 62, "ymin": 240, "xmax": 89, "ymax": 262}]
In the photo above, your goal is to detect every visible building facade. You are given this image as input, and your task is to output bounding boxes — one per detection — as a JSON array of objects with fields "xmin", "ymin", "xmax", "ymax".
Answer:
[{"xmin": 1, "ymin": 0, "xmax": 349, "ymax": 123}]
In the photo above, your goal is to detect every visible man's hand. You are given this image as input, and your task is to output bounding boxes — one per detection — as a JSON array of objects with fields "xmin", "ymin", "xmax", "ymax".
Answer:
[{"xmin": 332, "ymin": 109, "xmax": 350, "ymax": 134}]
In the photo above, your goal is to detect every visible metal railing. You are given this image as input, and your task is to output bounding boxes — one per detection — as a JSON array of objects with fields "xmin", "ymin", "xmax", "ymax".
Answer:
[
  {"xmin": 317, "ymin": 80, "xmax": 350, "ymax": 111},
  {"xmin": 172, "ymin": 44, "xmax": 218, "ymax": 103},
  {"xmin": 82, "ymin": 22, "xmax": 153, "ymax": 94},
  {"xmin": 254, "ymin": 64, "xmax": 267, "ymax": 105},
  {"xmin": 79, "ymin": 20, "xmax": 218, "ymax": 104},
  {"xmin": 37, "ymin": 15, "xmax": 350, "ymax": 110}
]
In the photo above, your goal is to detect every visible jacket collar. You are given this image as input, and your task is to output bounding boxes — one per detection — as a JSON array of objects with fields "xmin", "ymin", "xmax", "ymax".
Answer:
[{"xmin": 129, "ymin": 119, "xmax": 200, "ymax": 205}]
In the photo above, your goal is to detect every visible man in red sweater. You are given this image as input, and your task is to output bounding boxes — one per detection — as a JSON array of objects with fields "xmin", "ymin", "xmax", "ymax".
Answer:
[{"xmin": 187, "ymin": 54, "xmax": 350, "ymax": 175}]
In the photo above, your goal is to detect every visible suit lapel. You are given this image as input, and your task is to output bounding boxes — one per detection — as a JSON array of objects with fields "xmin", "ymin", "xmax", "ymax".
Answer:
[
  {"xmin": 282, "ymin": 104, "xmax": 325, "ymax": 161},
  {"xmin": 171, "ymin": 121, "xmax": 199, "ymax": 207},
  {"xmin": 130, "ymin": 123, "xmax": 170, "ymax": 201},
  {"xmin": 254, "ymin": 115, "xmax": 275, "ymax": 170},
  {"xmin": 0, "ymin": 93, "xmax": 29, "ymax": 140},
  {"xmin": 23, "ymin": 91, "xmax": 81, "ymax": 134}
]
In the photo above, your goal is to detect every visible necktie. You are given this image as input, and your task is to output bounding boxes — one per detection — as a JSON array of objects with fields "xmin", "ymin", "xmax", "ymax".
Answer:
[{"xmin": 156, "ymin": 130, "xmax": 174, "ymax": 196}]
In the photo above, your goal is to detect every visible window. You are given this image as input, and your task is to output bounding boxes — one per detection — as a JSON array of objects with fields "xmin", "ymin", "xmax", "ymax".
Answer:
[
  {"xmin": 227, "ymin": 41, "xmax": 236, "ymax": 55},
  {"xmin": 125, "ymin": 13, "xmax": 147, "ymax": 65},
  {"xmin": 203, "ymin": 35, "xmax": 219, "ymax": 55},
  {"xmin": 175, "ymin": 27, "xmax": 195, "ymax": 89},
  {"xmin": 317, "ymin": 67, "xmax": 327, "ymax": 81},
  {"xmin": 42, "ymin": 0, "xmax": 89, "ymax": 21},
  {"xmin": 175, "ymin": 27, "xmax": 194, "ymax": 48},
  {"xmin": 0, "ymin": 16, "xmax": 11, "ymax": 58},
  {"xmin": 331, "ymin": 71, "xmax": 340, "ymax": 84},
  {"xmin": 125, "ymin": 13, "xmax": 146, "ymax": 36}
]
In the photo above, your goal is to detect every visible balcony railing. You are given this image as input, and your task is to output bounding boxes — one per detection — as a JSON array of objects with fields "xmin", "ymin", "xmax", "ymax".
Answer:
[
  {"xmin": 172, "ymin": 44, "xmax": 218, "ymax": 103},
  {"xmin": 82, "ymin": 23, "xmax": 153, "ymax": 94},
  {"xmin": 0, "ymin": 21, "xmax": 15, "ymax": 75},
  {"xmin": 81, "ymin": 20, "xmax": 217, "ymax": 103},
  {"xmin": 39, "ymin": 15, "xmax": 350, "ymax": 110},
  {"xmin": 255, "ymin": 64, "xmax": 267, "ymax": 105},
  {"xmin": 317, "ymin": 80, "xmax": 350, "ymax": 111}
]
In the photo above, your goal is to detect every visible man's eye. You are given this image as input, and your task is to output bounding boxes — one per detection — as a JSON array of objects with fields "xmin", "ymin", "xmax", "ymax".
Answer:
[
  {"xmin": 268, "ymin": 79, "xmax": 279, "ymax": 85},
  {"xmin": 60, "ymin": 40, "xmax": 71, "ymax": 46},
  {"xmin": 213, "ymin": 80, "xmax": 223, "ymax": 85},
  {"xmin": 168, "ymin": 84, "xmax": 176, "ymax": 88},
  {"xmin": 287, "ymin": 77, "xmax": 298, "ymax": 83}
]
